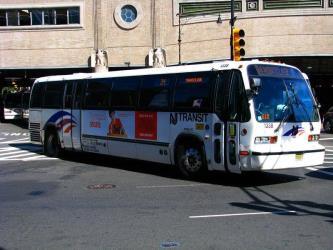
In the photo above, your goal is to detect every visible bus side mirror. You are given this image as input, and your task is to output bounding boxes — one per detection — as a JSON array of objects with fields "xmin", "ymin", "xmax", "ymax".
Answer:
[
  {"xmin": 249, "ymin": 77, "xmax": 261, "ymax": 97},
  {"xmin": 250, "ymin": 78, "xmax": 261, "ymax": 89}
]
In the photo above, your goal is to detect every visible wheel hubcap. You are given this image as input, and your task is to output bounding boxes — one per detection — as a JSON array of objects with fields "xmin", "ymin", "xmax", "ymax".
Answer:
[{"xmin": 183, "ymin": 148, "xmax": 202, "ymax": 172}]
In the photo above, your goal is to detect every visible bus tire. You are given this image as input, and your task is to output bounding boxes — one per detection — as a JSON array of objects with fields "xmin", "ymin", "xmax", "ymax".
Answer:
[
  {"xmin": 324, "ymin": 119, "xmax": 333, "ymax": 133},
  {"xmin": 44, "ymin": 131, "xmax": 61, "ymax": 157},
  {"xmin": 176, "ymin": 142, "xmax": 207, "ymax": 178}
]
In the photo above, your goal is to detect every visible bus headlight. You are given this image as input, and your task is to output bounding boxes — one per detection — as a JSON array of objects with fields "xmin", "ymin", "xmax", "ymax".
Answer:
[{"xmin": 254, "ymin": 136, "xmax": 278, "ymax": 144}]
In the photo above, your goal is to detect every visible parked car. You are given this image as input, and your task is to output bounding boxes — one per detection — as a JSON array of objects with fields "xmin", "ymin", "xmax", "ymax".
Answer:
[{"xmin": 323, "ymin": 106, "xmax": 333, "ymax": 133}]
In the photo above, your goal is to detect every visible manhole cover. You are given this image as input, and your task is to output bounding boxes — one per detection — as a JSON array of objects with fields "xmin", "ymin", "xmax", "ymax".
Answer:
[
  {"xmin": 160, "ymin": 241, "xmax": 180, "ymax": 248},
  {"xmin": 87, "ymin": 184, "xmax": 116, "ymax": 190}
]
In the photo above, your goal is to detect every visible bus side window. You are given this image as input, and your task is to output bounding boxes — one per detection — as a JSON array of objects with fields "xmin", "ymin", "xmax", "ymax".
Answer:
[
  {"xmin": 74, "ymin": 81, "xmax": 85, "ymax": 109},
  {"xmin": 85, "ymin": 79, "xmax": 111, "ymax": 110},
  {"xmin": 173, "ymin": 72, "xmax": 213, "ymax": 111},
  {"xmin": 30, "ymin": 82, "xmax": 44, "ymax": 108},
  {"xmin": 139, "ymin": 75, "xmax": 172, "ymax": 110},
  {"xmin": 44, "ymin": 81, "xmax": 65, "ymax": 109},
  {"xmin": 228, "ymin": 70, "xmax": 250, "ymax": 122},
  {"xmin": 111, "ymin": 77, "xmax": 140, "ymax": 109},
  {"xmin": 64, "ymin": 81, "xmax": 74, "ymax": 109}
]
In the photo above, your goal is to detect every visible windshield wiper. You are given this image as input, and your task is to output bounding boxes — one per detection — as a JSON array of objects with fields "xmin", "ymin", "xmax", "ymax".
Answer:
[
  {"xmin": 274, "ymin": 80, "xmax": 293, "ymax": 133},
  {"xmin": 274, "ymin": 107, "xmax": 291, "ymax": 133},
  {"xmin": 288, "ymin": 82, "xmax": 314, "ymax": 131}
]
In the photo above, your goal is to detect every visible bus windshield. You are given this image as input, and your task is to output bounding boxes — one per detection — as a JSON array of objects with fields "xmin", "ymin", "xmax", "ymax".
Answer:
[{"xmin": 248, "ymin": 64, "xmax": 319, "ymax": 123}]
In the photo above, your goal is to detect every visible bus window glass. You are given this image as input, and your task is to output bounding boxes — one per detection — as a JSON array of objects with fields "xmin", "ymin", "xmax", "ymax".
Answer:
[
  {"xmin": 64, "ymin": 82, "xmax": 74, "ymax": 109},
  {"xmin": 111, "ymin": 77, "xmax": 140, "ymax": 108},
  {"xmin": 44, "ymin": 82, "xmax": 65, "ymax": 109},
  {"xmin": 30, "ymin": 83, "xmax": 44, "ymax": 108},
  {"xmin": 248, "ymin": 64, "xmax": 319, "ymax": 122},
  {"xmin": 174, "ymin": 72, "xmax": 212, "ymax": 111},
  {"xmin": 73, "ymin": 81, "xmax": 85, "ymax": 109},
  {"xmin": 85, "ymin": 79, "xmax": 111, "ymax": 109},
  {"xmin": 139, "ymin": 75, "xmax": 172, "ymax": 110}
]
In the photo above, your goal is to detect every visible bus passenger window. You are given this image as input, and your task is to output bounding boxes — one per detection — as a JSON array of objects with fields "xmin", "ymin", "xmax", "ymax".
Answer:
[
  {"xmin": 174, "ymin": 72, "xmax": 213, "ymax": 111},
  {"xmin": 111, "ymin": 77, "xmax": 140, "ymax": 109},
  {"xmin": 85, "ymin": 80, "xmax": 111, "ymax": 109},
  {"xmin": 44, "ymin": 82, "xmax": 65, "ymax": 109},
  {"xmin": 30, "ymin": 82, "xmax": 44, "ymax": 108},
  {"xmin": 139, "ymin": 75, "xmax": 172, "ymax": 110}
]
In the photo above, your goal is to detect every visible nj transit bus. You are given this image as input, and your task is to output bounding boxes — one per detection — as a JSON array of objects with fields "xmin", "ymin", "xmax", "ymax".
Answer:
[{"xmin": 29, "ymin": 61, "xmax": 324, "ymax": 178}]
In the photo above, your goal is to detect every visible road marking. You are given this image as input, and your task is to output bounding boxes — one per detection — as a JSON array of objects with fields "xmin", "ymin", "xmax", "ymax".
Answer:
[
  {"xmin": 320, "ymin": 138, "xmax": 333, "ymax": 141},
  {"xmin": 325, "ymin": 149, "xmax": 333, "ymax": 152},
  {"xmin": 189, "ymin": 210, "xmax": 297, "ymax": 219},
  {"xmin": 1, "ymin": 152, "xmax": 38, "ymax": 159},
  {"xmin": 23, "ymin": 155, "xmax": 57, "ymax": 161},
  {"xmin": 307, "ymin": 167, "xmax": 333, "ymax": 176},
  {"xmin": 0, "ymin": 138, "xmax": 30, "ymax": 144},
  {"xmin": 136, "ymin": 184, "xmax": 210, "ymax": 189},
  {"xmin": 323, "ymin": 161, "xmax": 333, "ymax": 164},
  {"xmin": 0, "ymin": 138, "xmax": 5, "ymax": 141},
  {"xmin": 0, "ymin": 147, "xmax": 19, "ymax": 152}
]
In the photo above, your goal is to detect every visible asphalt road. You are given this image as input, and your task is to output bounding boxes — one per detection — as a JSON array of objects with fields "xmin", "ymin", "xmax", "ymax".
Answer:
[{"xmin": 0, "ymin": 121, "xmax": 332, "ymax": 250}]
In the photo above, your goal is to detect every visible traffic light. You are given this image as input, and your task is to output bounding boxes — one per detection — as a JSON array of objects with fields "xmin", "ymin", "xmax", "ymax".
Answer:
[{"xmin": 232, "ymin": 27, "xmax": 245, "ymax": 61}]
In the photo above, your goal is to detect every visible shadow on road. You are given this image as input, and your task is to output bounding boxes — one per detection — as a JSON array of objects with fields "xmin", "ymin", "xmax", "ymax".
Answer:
[
  {"xmin": 230, "ymin": 186, "xmax": 333, "ymax": 223},
  {"xmin": 7, "ymin": 143, "xmax": 303, "ymax": 187},
  {"xmin": 57, "ymin": 150, "xmax": 303, "ymax": 187}
]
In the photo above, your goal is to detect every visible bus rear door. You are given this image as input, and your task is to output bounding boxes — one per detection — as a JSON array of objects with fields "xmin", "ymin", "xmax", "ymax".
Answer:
[{"xmin": 62, "ymin": 80, "xmax": 84, "ymax": 151}]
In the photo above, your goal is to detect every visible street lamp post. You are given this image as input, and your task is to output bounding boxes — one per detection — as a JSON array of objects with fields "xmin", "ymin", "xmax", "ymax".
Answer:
[
  {"xmin": 178, "ymin": 5, "xmax": 182, "ymax": 65},
  {"xmin": 230, "ymin": 0, "xmax": 235, "ymax": 61}
]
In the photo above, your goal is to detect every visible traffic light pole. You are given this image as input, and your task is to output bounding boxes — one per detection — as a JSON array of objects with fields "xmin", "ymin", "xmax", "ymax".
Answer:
[{"xmin": 230, "ymin": 0, "xmax": 235, "ymax": 61}]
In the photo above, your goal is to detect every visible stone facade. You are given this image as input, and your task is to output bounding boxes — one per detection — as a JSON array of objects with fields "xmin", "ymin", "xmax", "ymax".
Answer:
[{"xmin": 0, "ymin": 0, "xmax": 332, "ymax": 69}]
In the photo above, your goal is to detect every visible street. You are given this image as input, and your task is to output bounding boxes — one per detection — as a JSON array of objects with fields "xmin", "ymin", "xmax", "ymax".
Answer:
[{"xmin": 0, "ymin": 122, "xmax": 332, "ymax": 250}]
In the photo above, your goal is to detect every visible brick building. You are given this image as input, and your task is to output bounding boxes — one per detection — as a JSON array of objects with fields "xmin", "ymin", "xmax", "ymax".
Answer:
[{"xmin": 0, "ymin": 0, "xmax": 333, "ymax": 109}]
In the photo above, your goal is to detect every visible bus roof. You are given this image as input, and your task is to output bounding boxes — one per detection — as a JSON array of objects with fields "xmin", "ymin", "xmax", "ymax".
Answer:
[{"xmin": 34, "ymin": 60, "xmax": 298, "ymax": 83}]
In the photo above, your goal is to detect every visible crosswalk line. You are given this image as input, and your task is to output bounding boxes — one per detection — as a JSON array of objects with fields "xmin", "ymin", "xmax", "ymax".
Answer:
[
  {"xmin": 0, "ymin": 138, "xmax": 30, "ymax": 144},
  {"xmin": 1, "ymin": 152, "xmax": 38, "ymax": 159}
]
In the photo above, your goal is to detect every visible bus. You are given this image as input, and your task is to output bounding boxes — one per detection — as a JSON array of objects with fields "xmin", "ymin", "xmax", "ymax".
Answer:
[
  {"xmin": 29, "ymin": 60, "xmax": 325, "ymax": 177},
  {"xmin": 1, "ymin": 91, "xmax": 30, "ymax": 122}
]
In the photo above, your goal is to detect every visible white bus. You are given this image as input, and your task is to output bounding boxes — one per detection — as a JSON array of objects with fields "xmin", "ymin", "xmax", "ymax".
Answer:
[{"xmin": 29, "ymin": 61, "xmax": 325, "ymax": 177}]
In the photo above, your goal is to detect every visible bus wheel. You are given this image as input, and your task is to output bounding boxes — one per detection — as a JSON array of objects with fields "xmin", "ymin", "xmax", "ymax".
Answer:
[
  {"xmin": 324, "ymin": 119, "xmax": 333, "ymax": 133},
  {"xmin": 44, "ymin": 132, "xmax": 61, "ymax": 157},
  {"xmin": 176, "ymin": 143, "xmax": 206, "ymax": 178}
]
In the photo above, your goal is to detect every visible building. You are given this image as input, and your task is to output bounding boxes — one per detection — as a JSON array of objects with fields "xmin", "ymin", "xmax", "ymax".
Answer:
[{"xmin": 0, "ymin": 0, "xmax": 332, "ymax": 110}]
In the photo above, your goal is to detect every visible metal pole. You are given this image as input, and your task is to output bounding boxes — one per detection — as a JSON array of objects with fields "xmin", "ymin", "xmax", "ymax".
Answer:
[
  {"xmin": 178, "ymin": 5, "xmax": 182, "ymax": 65},
  {"xmin": 230, "ymin": 0, "xmax": 234, "ymax": 60}
]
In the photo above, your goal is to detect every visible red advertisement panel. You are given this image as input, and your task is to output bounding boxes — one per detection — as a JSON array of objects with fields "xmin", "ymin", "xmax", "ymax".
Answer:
[{"xmin": 135, "ymin": 111, "xmax": 157, "ymax": 140}]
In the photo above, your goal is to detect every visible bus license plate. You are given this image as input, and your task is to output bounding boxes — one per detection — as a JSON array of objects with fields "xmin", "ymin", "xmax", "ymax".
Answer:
[{"xmin": 295, "ymin": 153, "xmax": 303, "ymax": 161}]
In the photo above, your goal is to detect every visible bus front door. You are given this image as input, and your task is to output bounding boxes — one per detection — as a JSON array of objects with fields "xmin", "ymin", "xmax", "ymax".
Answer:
[{"xmin": 225, "ymin": 70, "xmax": 247, "ymax": 174}]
